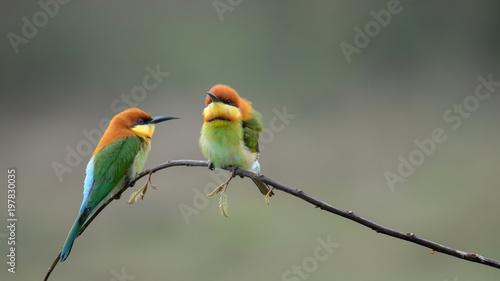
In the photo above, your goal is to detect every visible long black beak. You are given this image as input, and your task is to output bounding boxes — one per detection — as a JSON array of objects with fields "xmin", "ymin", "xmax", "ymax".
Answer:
[
  {"xmin": 149, "ymin": 116, "xmax": 180, "ymax": 124},
  {"xmin": 207, "ymin": 92, "xmax": 222, "ymax": 103}
]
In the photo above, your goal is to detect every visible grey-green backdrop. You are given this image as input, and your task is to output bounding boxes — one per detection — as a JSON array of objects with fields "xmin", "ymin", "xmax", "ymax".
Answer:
[{"xmin": 2, "ymin": 1, "xmax": 500, "ymax": 280}]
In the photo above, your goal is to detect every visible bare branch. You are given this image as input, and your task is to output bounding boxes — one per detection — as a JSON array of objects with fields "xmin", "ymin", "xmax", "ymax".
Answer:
[
  {"xmin": 45, "ymin": 159, "xmax": 500, "ymax": 281},
  {"xmin": 44, "ymin": 160, "xmax": 208, "ymax": 281},
  {"xmin": 235, "ymin": 169, "xmax": 500, "ymax": 269}
]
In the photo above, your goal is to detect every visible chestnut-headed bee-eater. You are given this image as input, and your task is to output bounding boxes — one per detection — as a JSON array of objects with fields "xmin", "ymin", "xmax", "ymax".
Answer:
[
  {"xmin": 60, "ymin": 108, "xmax": 178, "ymax": 261},
  {"xmin": 199, "ymin": 84, "xmax": 274, "ymax": 198}
]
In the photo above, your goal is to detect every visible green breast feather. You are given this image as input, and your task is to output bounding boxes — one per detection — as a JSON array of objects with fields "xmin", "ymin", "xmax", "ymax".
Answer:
[{"xmin": 87, "ymin": 136, "xmax": 141, "ymax": 209}]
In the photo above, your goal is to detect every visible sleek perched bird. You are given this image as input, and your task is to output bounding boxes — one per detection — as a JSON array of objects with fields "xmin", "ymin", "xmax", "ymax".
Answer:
[
  {"xmin": 60, "ymin": 108, "xmax": 178, "ymax": 261},
  {"xmin": 199, "ymin": 84, "xmax": 273, "ymax": 198}
]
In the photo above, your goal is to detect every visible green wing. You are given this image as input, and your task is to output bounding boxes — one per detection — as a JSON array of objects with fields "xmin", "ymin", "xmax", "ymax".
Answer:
[
  {"xmin": 242, "ymin": 110, "xmax": 263, "ymax": 153},
  {"xmin": 87, "ymin": 136, "xmax": 141, "ymax": 210}
]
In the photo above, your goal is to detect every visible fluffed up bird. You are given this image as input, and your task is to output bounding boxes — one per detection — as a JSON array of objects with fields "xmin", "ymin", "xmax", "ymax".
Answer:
[
  {"xmin": 199, "ymin": 84, "xmax": 274, "ymax": 207},
  {"xmin": 60, "ymin": 108, "xmax": 179, "ymax": 261}
]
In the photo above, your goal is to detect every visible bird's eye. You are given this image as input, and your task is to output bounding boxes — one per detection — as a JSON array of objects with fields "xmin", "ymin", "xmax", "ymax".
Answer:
[
  {"xmin": 137, "ymin": 118, "xmax": 144, "ymax": 124},
  {"xmin": 226, "ymin": 99, "xmax": 231, "ymax": 104}
]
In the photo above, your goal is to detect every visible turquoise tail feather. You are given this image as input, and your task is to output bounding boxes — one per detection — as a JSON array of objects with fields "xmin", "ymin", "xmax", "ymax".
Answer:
[
  {"xmin": 251, "ymin": 178, "xmax": 274, "ymax": 196},
  {"xmin": 60, "ymin": 215, "xmax": 84, "ymax": 262}
]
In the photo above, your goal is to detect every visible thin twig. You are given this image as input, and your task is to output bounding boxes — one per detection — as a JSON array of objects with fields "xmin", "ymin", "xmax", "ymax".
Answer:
[
  {"xmin": 44, "ymin": 159, "xmax": 500, "ymax": 281},
  {"xmin": 234, "ymin": 169, "xmax": 500, "ymax": 269},
  {"xmin": 44, "ymin": 160, "xmax": 207, "ymax": 281}
]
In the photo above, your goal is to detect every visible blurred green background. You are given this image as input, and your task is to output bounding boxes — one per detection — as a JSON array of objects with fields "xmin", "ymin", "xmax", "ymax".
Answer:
[{"xmin": 2, "ymin": 1, "xmax": 500, "ymax": 280}]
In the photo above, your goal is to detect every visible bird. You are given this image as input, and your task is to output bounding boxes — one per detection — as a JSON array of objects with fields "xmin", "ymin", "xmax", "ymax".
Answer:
[
  {"xmin": 199, "ymin": 84, "xmax": 274, "ymax": 201},
  {"xmin": 60, "ymin": 108, "xmax": 179, "ymax": 261}
]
